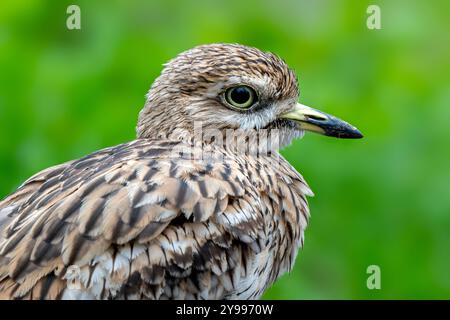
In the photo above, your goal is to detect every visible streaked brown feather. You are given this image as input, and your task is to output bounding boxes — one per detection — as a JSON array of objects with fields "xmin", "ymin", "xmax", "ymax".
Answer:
[{"xmin": 0, "ymin": 138, "xmax": 311, "ymax": 299}]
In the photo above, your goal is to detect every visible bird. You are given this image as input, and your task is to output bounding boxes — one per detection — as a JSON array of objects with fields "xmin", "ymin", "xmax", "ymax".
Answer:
[{"xmin": 0, "ymin": 43, "xmax": 362, "ymax": 300}]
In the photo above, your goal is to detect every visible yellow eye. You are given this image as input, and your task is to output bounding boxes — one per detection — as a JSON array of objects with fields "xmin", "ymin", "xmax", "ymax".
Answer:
[{"xmin": 225, "ymin": 85, "xmax": 257, "ymax": 109}]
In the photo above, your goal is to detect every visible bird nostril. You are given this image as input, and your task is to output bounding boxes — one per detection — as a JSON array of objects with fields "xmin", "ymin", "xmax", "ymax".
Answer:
[{"xmin": 307, "ymin": 114, "xmax": 327, "ymax": 121}]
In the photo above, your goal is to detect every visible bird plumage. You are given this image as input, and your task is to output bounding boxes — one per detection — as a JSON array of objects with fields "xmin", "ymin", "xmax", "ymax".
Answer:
[
  {"xmin": 0, "ymin": 43, "xmax": 361, "ymax": 299},
  {"xmin": 0, "ymin": 139, "xmax": 311, "ymax": 299}
]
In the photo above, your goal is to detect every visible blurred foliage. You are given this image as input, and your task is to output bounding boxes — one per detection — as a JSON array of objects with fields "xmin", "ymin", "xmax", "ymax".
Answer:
[{"xmin": 0, "ymin": 0, "xmax": 449, "ymax": 299}]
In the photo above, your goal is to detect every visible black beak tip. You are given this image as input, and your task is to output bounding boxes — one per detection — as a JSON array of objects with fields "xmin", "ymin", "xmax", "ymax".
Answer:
[
  {"xmin": 324, "ymin": 127, "xmax": 364, "ymax": 139},
  {"xmin": 349, "ymin": 129, "xmax": 364, "ymax": 139}
]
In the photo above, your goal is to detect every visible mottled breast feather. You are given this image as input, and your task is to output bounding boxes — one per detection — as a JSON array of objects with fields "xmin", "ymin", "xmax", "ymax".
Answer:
[{"xmin": 0, "ymin": 139, "xmax": 312, "ymax": 299}]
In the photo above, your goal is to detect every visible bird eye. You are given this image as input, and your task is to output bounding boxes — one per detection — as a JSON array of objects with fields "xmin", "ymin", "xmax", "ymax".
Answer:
[{"xmin": 225, "ymin": 86, "xmax": 257, "ymax": 109}]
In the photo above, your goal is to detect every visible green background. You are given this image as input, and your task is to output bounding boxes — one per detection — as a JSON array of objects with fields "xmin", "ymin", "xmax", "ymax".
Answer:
[{"xmin": 1, "ymin": 0, "xmax": 449, "ymax": 299}]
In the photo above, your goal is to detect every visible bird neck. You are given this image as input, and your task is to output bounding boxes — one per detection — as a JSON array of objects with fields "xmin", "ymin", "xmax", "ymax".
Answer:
[{"xmin": 137, "ymin": 121, "xmax": 282, "ymax": 157}]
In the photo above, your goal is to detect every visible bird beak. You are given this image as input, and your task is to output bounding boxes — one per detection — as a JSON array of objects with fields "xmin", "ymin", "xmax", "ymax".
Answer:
[{"xmin": 280, "ymin": 103, "xmax": 363, "ymax": 139}]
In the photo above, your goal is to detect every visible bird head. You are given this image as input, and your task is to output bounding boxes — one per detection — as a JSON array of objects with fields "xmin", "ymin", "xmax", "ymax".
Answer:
[{"xmin": 137, "ymin": 43, "xmax": 362, "ymax": 149}]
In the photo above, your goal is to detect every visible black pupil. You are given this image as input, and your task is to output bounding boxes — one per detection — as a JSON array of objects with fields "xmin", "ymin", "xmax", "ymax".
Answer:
[{"xmin": 231, "ymin": 87, "xmax": 251, "ymax": 104}]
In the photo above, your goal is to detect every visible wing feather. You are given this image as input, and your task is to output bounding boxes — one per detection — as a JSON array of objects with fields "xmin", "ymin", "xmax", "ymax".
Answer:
[{"xmin": 0, "ymin": 139, "xmax": 311, "ymax": 299}]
